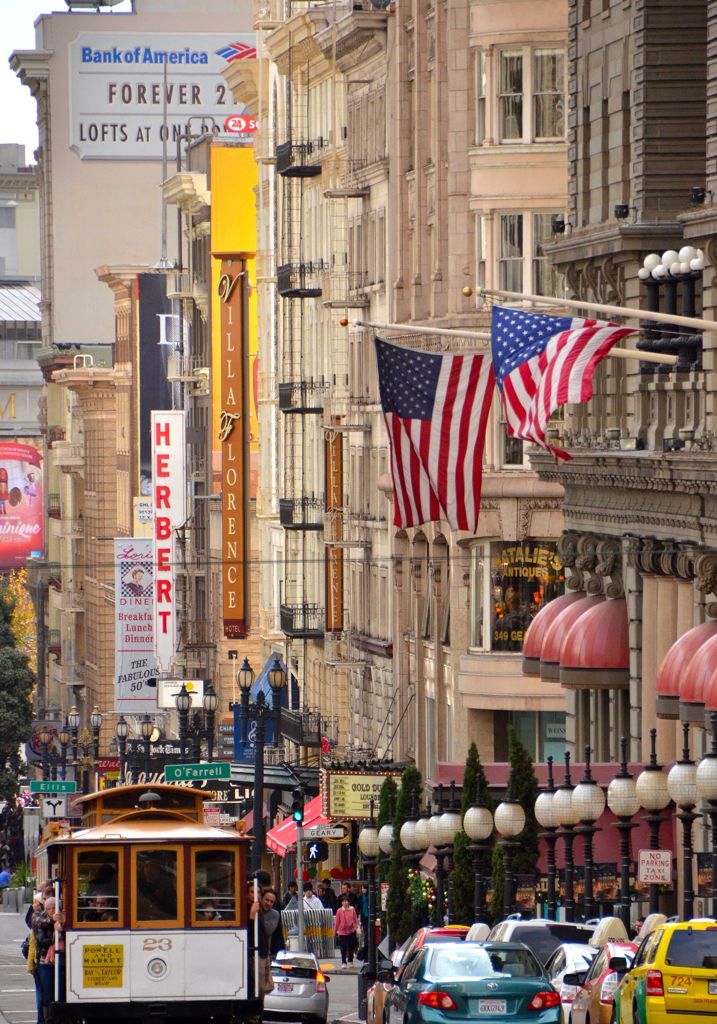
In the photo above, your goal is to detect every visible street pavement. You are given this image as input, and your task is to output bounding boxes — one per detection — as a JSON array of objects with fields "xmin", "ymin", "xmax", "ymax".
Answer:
[{"xmin": 0, "ymin": 910, "xmax": 361, "ymax": 1024}]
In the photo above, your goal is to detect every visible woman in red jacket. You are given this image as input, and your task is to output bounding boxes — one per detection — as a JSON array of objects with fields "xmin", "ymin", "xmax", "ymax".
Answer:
[{"xmin": 334, "ymin": 895, "xmax": 359, "ymax": 967}]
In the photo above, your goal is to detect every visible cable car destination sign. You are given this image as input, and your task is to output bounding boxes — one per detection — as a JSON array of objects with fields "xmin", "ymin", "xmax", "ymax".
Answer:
[{"xmin": 321, "ymin": 768, "xmax": 402, "ymax": 820}]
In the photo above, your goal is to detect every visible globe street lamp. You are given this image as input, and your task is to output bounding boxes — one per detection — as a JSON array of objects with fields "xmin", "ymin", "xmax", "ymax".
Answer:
[
  {"xmin": 607, "ymin": 736, "xmax": 639, "ymax": 932},
  {"xmin": 463, "ymin": 788, "xmax": 494, "ymax": 923},
  {"xmin": 534, "ymin": 756, "xmax": 558, "ymax": 921},
  {"xmin": 494, "ymin": 793, "xmax": 526, "ymax": 918},
  {"xmin": 429, "ymin": 786, "xmax": 448, "ymax": 926},
  {"xmin": 39, "ymin": 725, "xmax": 51, "ymax": 781},
  {"xmin": 553, "ymin": 753, "xmax": 579, "ymax": 922},
  {"xmin": 140, "ymin": 714, "xmax": 154, "ymax": 781},
  {"xmin": 412, "ymin": 802, "xmax": 432, "ymax": 930},
  {"xmin": 67, "ymin": 705, "xmax": 80, "ymax": 783},
  {"xmin": 203, "ymin": 682, "xmax": 218, "ymax": 762},
  {"xmin": 58, "ymin": 724, "xmax": 70, "ymax": 781},
  {"xmin": 438, "ymin": 783, "xmax": 463, "ymax": 923},
  {"xmin": 667, "ymin": 721, "xmax": 699, "ymax": 921},
  {"xmin": 116, "ymin": 715, "xmax": 129, "ymax": 785},
  {"xmin": 358, "ymin": 806, "xmax": 380, "ymax": 1016},
  {"xmin": 697, "ymin": 712, "xmax": 717, "ymax": 918},
  {"xmin": 175, "ymin": 683, "xmax": 192, "ymax": 758},
  {"xmin": 635, "ymin": 727, "xmax": 671, "ymax": 915},
  {"xmin": 572, "ymin": 746, "xmax": 605, "ymax": 920}
]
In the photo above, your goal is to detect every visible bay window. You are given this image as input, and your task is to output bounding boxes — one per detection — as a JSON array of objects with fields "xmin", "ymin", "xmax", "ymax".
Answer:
[
  {"xmin": 498, "ymin": 211, "xmax": 564, "ymax": 296},
  {"xmin": 498, "ymin": 47, "xmax": 565, "ymax": 144}
]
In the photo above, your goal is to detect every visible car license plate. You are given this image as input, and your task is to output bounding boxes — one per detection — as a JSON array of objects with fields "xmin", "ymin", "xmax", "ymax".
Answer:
[
  {"xmin": 477, "ymin": 1000, "xmax": 507, "ymax": 1015},
  {"xmin": 709, "ymin": 982, "xmax": 717, "ymax": 995},
  {"xmin": 277, "ymin": 982, "xmax": 294, "ymax": 992}
]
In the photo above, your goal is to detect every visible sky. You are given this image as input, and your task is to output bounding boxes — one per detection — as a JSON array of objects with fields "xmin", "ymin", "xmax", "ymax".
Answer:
[{"xmin": 0, "ymin": 0, "xmax": 133, "ymax": 162}]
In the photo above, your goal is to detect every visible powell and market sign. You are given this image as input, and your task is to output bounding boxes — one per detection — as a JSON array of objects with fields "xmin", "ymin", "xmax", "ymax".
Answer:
[{"xmin": 69, "ymin": 32, "xmax": 255, "ymax": 160}]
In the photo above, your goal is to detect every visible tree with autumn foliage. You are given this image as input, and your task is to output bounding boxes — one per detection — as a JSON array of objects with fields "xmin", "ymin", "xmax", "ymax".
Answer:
[
  {"xmin": 0, "ymin": 579, "xmax": 35, "ymax": 800},
  {"xmin": 5, "ymin": 569, "xmax": 37, "ymax": 671}
]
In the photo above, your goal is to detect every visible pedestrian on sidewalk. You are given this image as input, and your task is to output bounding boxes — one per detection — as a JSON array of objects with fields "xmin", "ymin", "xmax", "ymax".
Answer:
[
  {"xmin": 0, "ymin": 864, "xmax": 9, "ymax": 904},
  {"xmin": 334, "ymin": 895, "xmax": 359, "ymax": 967}
]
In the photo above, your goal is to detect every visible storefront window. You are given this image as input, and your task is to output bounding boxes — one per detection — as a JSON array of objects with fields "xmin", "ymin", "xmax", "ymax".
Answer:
[{"xmin": 471, "ymin": 541, "xmax": 563, "ymax": 652}]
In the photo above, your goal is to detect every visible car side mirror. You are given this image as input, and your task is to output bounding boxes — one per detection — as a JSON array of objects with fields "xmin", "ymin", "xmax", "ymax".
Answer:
[
  {"xmin": 608, "ymin": 957, "xmax": 629, "ymax": 974},
  {"xmin": 562, "ymin": 971, "xmax": 587, "ymax": 987}
]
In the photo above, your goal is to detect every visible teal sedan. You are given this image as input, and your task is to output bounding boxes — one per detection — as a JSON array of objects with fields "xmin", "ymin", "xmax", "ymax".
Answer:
[{"xmin": 383, "ymin": 941, "xmax": 562, "ymax": 1024}]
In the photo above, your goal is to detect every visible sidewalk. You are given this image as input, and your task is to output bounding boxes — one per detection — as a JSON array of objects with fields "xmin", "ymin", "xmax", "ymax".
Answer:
[{"xmin": 0, "ymin": 909, "xmax": 34, "ymax": 1024}]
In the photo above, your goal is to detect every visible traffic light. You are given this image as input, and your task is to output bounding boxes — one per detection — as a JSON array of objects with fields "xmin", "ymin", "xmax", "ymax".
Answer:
[{"xmin": 291, "ymin": 791, "xmax": 304, "ymax": 824}]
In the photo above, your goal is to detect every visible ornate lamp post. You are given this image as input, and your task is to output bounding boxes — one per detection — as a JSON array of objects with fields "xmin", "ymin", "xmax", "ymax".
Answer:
[
  {"xmin": 400, "ymin": 794, "xmax": 424, "ymax": 930},
  {"xmin": 175, "ymin": 683, "xmax": 192, "ymax": 758},
  {"xmin": 572, "ymin": 746, "xmax": 606, "ymax": 920},
  {"xmin": 553, "ymin": 753, "xmax": 578, "ymax": 922},
  {"xmin": 667, "ymin": 722, "xmax": 699, "ymax": 921},
  {"xmin": 494, "ymin": 791, "xmax": 526, "ymax": 919},
  {"xmin": 67, "ymin": 705, "xmax": 80, "ymax": 782},
  {"xmin": 140, "ymin": 714, "xmax": 154, "ymax": 781},
  {"xmin": 358, "ymin": 806, "xmax": 380, "ymax": 1015},
  {"xmin": 116, "ymin": 715, "xmax": 129, "ymax": 784},
  {"xmin": 412, "ymin": 802, "xmax": 432, "ymax": 930},
  {"xmin": 535, "ymin": 756, "xmax": 558, "ymax": 921},
  {"xmin": 58, "ymin": 723, "xmax": 70, "ymax": 781},
  {"xmin": 234, "ymin": 656, "xmax": 287, "ymax": 871},
  {"xmin": 635, "ymin": 728, "xmax": 671, "ymax": 914},
  {"xmin": 38, "ymin": 725, "xmax": 51, "ymax": 781},
  {"xmin": 438, "ymin": 782, "xmax": 463, "ymax": 923},
  {"xmin": 607, "ymin": 737, "xmax": 639, "ymax": 932},
  {"xmin": 203, "ymin": 682, "xmax": 218, "ymax": 762},
  {"xmin": 90, "ymin": 705, "xmax": 103, "ymax": 789},
  {"xmin": 463, "ymin": 788, "xmax": 494, "ymax": 923},
  {"xmin": 429, "ymin": 787, "xmax": 448, "ymax": 926},
  {"xmin": 697, "ymin": 712, "xmax": 717, "ymax": 918}
]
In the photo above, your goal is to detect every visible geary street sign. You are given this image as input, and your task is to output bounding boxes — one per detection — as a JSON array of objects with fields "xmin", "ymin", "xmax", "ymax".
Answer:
[
  {"xmin": 165, "ymin": 762, "xmax": 231, "ymax": 782},
  {"xmin": 303, "ymin": 824, "xmax": 346, "ymax": 839}
]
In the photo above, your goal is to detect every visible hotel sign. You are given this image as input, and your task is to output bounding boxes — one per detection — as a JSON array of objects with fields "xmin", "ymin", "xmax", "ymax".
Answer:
[{"xmin": 219, "ymin": 261, "xmax": 247, "ymax": 638}]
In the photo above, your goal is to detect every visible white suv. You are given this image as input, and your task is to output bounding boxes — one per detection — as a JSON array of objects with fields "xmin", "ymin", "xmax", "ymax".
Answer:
[{"xmin": 487, "ymin": 919, "xmax": 595, "ymax": 966}]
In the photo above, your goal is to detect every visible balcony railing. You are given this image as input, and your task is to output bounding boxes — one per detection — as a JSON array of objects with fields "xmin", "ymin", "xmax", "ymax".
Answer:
[
  {"xmin": 61, "ymin": 590, "xmax": 85, "ymax": 613},
  {"xmin": 276, "ymin": 139, "xmax": 327, "ymax": 177},
  {"xmin": 48, "ymin": 494, "xmax": 61, "ymax": 519},
  {"xmin": 47, "ymin": 562, "xmax": 61, "ymax": 588},
  {"xmin": 278, "ymin": 380, "xmax": 329, "ymax": 414},
  {"xmin": 46, "ymin": 629, "xmax": 61, "ymax": 654},
  {"xmin": 277, "ymin": 262, "xmax": 324, "ymax": 298},
  {"xmin": 53, "ymin": 441, "xmax": 84, "ymax": 472},
  {"xmin": 279, "ymin": 496, "xmax": 324, "ymax": 530},
  {"xmin": 280, "ymin": 603, "xmax": 325, "ymax": 639}
]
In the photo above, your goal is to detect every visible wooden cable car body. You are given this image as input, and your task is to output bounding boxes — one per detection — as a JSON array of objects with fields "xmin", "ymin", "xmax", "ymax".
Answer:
[{"xmin": 35, "ymin": 783, "xmax": 258, "ymax": 1024}]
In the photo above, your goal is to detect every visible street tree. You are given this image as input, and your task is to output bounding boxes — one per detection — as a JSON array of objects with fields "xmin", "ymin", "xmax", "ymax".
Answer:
[
  {"xmin": 0, "ymin": 584, "xmax": 35, "ymax": 800},
  {"xmin": 377, "ymin": 775, "xmax": 398, "ymax": 884}
]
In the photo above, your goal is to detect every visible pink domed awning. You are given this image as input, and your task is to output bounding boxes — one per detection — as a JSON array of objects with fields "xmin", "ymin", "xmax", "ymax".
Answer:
[
  {"xmin": 656, "ymin": 621, "xmax": 717, "ymax": 720},
  {"xmin": 539, "ymin": 595, "xmax": 604, "ymax": 681},
  {"xmin": 522, "ymin": 592, "xmax": 583, "ymax": 676},
  {"xmin": 560, "ymin": 597, "xmax": 629, "ymax": 689},
  {"xmin": 679, "ymin": 631, "xmax": 717, "ymax": 723}
]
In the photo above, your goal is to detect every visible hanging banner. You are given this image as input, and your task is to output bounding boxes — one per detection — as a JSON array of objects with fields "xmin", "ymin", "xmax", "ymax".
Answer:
[
  {"xmin": 114, "ymin": 538, "xmax": 159, "ymax": 713},
  {"xmin": 151, "ymin": 410, "xmax": 186, "ymax": 671},
  {"xmin": 0, "ymin": 440, "xmax": 44, "ymax": 568}
]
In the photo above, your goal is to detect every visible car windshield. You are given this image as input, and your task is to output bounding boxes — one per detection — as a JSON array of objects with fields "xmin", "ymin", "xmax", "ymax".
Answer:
[
  {"xmin": 428, "ymin": 946, "xmax": 542, "ymax": 979},
  {"xmin": 665, "ymin": 929, "xmax": 717, "ymax": 969}
]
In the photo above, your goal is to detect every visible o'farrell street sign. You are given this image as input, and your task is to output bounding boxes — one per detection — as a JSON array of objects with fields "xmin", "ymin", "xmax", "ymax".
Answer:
[
  {"xmin": 30, "ymin": 780, "xmax": 77, "ymax": 794},
  {"xmin": 165, "ymin": 762, "xmax": 231, "ymax": 782}
]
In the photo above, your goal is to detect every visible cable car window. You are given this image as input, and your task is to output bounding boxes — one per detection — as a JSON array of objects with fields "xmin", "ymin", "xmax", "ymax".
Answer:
[
  {"xmin": 77, "ymin": 851, "xmax": 119, "ymax": 922},
  {"xmin": 194, "ymin": 849, "xmax": 237, "ymax": 923},
  {"xmin": 136, "ymin": 850, "xmax": 178, "ymax": 922}
]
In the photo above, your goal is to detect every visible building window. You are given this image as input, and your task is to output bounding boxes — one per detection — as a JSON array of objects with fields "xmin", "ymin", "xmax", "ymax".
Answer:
[
  {"xmin": 498, "ymin": 212, "xmax": 564, "ymax": 296},
  {"xmin": 474, "ymin": 49, "xmax": 486, "ymax": 145},
  {"xmin": 533, "ymin": 213, "xmax": 562, "ymax": 297},
  {"xmin": 470, "ymin": 541, "xmax": 564, "ymax": 652},
  {"xmin": 498, "ymin": 213, "xmax": 523, "ymax": 292},
  {"xmin": 474, "ymin": 213, "xmax": 487, "ymax": 293},
  {"xmin": 493, "ymin": 710, "xmax": 567, "ymax": 760},
  {"xmin": 498, "ymin": 47, "xmax": 565, "ymax": 144}
]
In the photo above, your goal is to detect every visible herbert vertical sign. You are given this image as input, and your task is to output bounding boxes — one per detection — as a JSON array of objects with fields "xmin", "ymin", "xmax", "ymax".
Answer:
[
  {"xmin": 68, "ymin": 32, "xmax": 256, "ymax": 160},
  {"xmin": 151, "ymin": 410, "xmax": 186, "ymax": 671}
]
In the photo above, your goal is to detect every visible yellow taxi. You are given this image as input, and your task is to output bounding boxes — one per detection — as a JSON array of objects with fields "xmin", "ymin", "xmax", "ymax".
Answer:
[{"xmin": 614, "ymin": 919, "xmax": 717, "ymax": 1023}]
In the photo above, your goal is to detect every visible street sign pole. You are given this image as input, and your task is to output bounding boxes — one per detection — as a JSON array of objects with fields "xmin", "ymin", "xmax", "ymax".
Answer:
[{"xmin": 297, "ymin": 824, "xmax": 305, "ymax": 953}]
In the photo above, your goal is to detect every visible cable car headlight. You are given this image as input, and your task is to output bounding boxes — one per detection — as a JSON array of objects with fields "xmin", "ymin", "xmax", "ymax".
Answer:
[{"xmin": 147, "ymin": 958, "xmax": 168, "ymax": 980}]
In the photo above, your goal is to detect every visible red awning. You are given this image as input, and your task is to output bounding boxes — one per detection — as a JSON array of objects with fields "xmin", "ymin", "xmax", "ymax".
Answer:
[
  {"xmin": 522, "ymin": 592, "xmax": 583, "ymax": 676},
  {"xmin": 657, "ymin": 621, "xmax": 717, "ymax": 720},
  {"xmin": 265, "ymin": 795, "xmax": 332, "ymax": 857},
  {"xmin": 539, "ymin": 595, "xmax": 604, "ymax": 681},
  {"xmin": 679, "ymin": 632, "xmax": 717, "ymax": 722},
  {"xmin": 559, "ymin": 597, "xmax": 629, "ymax": 689}
]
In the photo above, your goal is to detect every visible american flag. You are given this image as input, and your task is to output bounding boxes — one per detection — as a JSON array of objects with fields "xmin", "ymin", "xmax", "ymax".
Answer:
[
  {"xmin": 215, "ymin": 41, "xmax": 257, "ymax": 62},
  {"xmin": 491, "ymin": 305, "xmax": 634, "ymax": 459},
  {"xmin": 375, "ymin": 337, "xmax": 495, "ymax": 532}
]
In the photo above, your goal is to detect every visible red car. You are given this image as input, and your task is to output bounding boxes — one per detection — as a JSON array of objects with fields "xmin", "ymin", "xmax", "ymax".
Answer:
[{"xmin": 367, "ymin": 926, "xmax": 469, "ymax": 1024}]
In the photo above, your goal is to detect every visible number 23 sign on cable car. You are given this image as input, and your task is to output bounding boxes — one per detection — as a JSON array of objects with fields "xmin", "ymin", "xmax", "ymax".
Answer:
[{"xmin": 224, "ymin": 114, "xmax": 257, "ymax": 133}]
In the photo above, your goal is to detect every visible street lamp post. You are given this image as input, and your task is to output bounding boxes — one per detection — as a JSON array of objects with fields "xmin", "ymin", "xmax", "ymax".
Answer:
[
  {"xmin": 494, "ymin": 792, "xmax": 526, "ymax": 919},
  {"xmin": 358, "ymin": 806, "xmax": 380, "ymax": 1020},
  {"xmin": 535, "ymin": 756, "xmax": 558, "ymax": 921},
  {"xmin": 400, "ymin": 793, "xmax": 424, "ymax": 931},
  {"xmin": 39, "ymin": 725, "xmax": 50, "ymax": 781},
  {"xmin": 635, "ymin": 728, "xmax": 671, "ymax": 914},
  {"xmin": 607, "ymin": 737, "xmax": 639, "ymax": 932},
  {"xmin": 438, "ymin": 783, "xmax": 463, "ymax": 923},
  {"xmin": 572, "ymin": 746, "xmax": 605, "ymax": 920},
  {"xmin": 175, "ymin": 683, "xmax": 191, "ymax": 758},
  {"xmin": 90, "ymin": 706, "xmax": 103, "ymax": 789},
  {"xmin": 116, "ymin": 715, "xmax": 129, "ymax": 785},
  {"xmin": 140, "ymin": 714, "xmax": 154, "ymax": 781},
  {"xmin": 58, "ymin": 724, "xmax": 70, "ymax": 781},
  {"xmin": 235, "ymin": 656, "xmax": 287, "ymax": 871},
  {"xmin": 667, "ymin": 721, "xmax": 699, "ymax": 921},
  {"xmin": 430, "ymin": 787, "xmax": 447, "ymax": 926},
  {"xmin": 68, "ymin": 705, "xmax": 80, "ymax": 783},
  {"xmin": 696, "ymin": 712, "xmax": 717, "ymax": 918},
  {"xmin": 463, "ymin": 785, "xmax": 494, "ymax": 923},
  {"xmin": 412, "ymin": 803, "xmax": 432, "ymax": 930},
  {"xmin": 553, "ymin": 753, "xmax": 578, "ymax": 922},
  {"xmin": 203, "ymin": 682, "xmax": 218, "ymax": 762}
]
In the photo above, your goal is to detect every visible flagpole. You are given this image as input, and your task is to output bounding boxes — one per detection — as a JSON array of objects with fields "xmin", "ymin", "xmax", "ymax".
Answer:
[
  {"xmin": 476, "ymin": 285, "xmax": 717, "ymax": 335},
  {"xmin": 353, "ymin": 318, "xmax": 677, "ymax": 365}
]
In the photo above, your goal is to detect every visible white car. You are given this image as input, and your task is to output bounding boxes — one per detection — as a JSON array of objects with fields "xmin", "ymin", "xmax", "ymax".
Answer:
[
  {"xmin": 544, "ymin": 942, "xmax": 597, "ymax": 1011},
  {"xmin": 487, "ymin": 919, "xmax": 595, "ymax": 966}
]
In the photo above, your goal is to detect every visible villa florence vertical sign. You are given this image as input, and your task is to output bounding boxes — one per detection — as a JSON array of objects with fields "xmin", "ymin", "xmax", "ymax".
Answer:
[
  {"xmin": 219, "ymin": 261, "xmax": 247, "ymax": 637},
  {"xmin": 114, "ymin": 538, "xmax": 160, "ymax": 713},
  {"xmin": 151, "ymin": 410, "xmax": 186, "ymax": 670}
]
